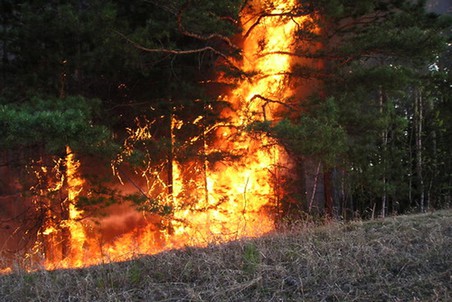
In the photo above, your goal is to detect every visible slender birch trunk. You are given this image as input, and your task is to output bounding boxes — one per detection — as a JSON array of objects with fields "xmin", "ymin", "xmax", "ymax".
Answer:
[
  {"xmin": 379, "ymin": 87, "xmax": 388, "ymax": 218},
  {"xmin": 414, "ymin": 88, "xmax": 425, "ymax": 212}
]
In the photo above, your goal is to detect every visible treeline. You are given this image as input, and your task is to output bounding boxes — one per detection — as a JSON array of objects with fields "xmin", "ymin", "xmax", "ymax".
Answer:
[{"xmin": 0, "ymin": 0, "xmax": 451, "ymax": 226}]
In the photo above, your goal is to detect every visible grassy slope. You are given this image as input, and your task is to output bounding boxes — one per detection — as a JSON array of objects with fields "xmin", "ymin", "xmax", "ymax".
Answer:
[{"xmin": 0, "ymin": 210, "xmax": 451, "ymax": 302}]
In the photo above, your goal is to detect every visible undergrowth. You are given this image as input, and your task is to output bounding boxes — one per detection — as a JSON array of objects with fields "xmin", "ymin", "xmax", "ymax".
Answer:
[{"xmin": 0, "ymin": 210, "xmax": 451, "ymax": 301}]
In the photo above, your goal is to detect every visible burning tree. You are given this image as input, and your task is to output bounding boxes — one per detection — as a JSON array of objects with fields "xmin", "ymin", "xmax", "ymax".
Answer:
[{"xmin": 248, "ymin": 0, "xmax": 451, "ymax": 219}]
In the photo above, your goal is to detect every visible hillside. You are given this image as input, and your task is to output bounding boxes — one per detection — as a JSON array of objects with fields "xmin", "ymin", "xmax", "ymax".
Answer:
[{"xmin": 1, "ymin": 210, "xmax": 451, "ymax": 301}]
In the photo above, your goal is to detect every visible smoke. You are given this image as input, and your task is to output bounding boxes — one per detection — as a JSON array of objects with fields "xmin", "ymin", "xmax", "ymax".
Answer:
[
  {"xmin": 93, "ymin": 203, "xmax": 159, "ymax": 243},
  {"xmin": 427, "ymin": 0, "xmax": 452, "ymax": 14}
]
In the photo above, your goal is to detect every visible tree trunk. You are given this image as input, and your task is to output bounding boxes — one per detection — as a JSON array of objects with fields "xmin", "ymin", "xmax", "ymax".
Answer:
[
  {"xmin": 323, "ymin": 168, "xmax": 334, "ymax": 218},
  {"xmin": 201, "ymin": 110, "xmax": 209, "ymax": 207},
  {"xmin": 60, "ymin": 149, "xmax": 73, "ymax": 261},
  {"xmin": 168, "ymin": 112, "xmax": 174, "ymax": 201},
  {"xmin": 308, "ymin": 161, "xmax": 321, "ymax": 213},
  {"xmin": 408, "ymin": 109, "xmax": 414, "ymax": 208},
  {"xmin": 414, "ymin": 87, "xmax": 425, "ymax": 212},
  {"xmin": 379, "ymin": 87, "xmax": 388, "ymax": 218},
  {"xmin": 428, "ymin": 129, "xmax": 437, "ymax": 209},
  {"xmin": 426, "ymin": 92, "xmax": 438, "ymax": 209}
]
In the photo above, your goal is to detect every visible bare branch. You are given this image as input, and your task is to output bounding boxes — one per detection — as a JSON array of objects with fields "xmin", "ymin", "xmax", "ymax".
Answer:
[
  {"xmin": 114, "ymin": 0, "xmax": 245, "ymax": 71},
  {"xmin": 250, "ymin": 94, "xmax": 294, "ymax": 108},
  {"xmin": 259, "ymin": 50, "xmax": 356, "ymax": 69},
  {"xmin": 115, "ymin": 30, "xmax": 230, "ymax": 61},
  {"xmin": 244, "ymin": 9, "xmax": 311, "ymax": 39},
  {"xmin": 177, "ymin": 0, "xmax": 241, "ymax": 52},
  {"xmin": 114, "ymin": 30, "xmax": 242, "ymax": 72},
  {"xmin": 250, "ymin": 94, "xmax": 295, "ymax": 121}
]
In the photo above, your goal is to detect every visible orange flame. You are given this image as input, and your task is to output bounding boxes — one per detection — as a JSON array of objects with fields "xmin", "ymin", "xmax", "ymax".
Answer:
[
  {"xmin": 4, "ymin": 0, "xmax": 308, "ymax": 272},
  {"xmin": 58, "ymin": 146, "xmax": 86, "ymax": 268}
]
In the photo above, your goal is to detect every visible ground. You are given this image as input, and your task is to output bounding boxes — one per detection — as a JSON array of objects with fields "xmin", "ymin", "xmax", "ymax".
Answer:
[{"xmin": 0, "ymin": 209, "xmax": 451, "ymax": 301}]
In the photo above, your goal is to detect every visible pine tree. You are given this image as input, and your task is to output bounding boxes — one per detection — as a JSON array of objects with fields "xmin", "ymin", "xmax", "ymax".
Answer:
[{"xmin": 256, "ymin": 0, "xmax": 451, "ymax": 218}]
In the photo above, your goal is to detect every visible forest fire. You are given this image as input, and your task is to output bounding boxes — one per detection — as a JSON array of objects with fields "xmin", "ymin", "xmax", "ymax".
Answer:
[{"xmin": 1, "ymin": 0, "xmax": 304, "ymax": 272}]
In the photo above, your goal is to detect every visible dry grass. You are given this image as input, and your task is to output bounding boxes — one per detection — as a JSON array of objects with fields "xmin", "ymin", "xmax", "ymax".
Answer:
[{"xmin": 1, "ymin": 210, "xmax": 451, "ymax": 301}]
